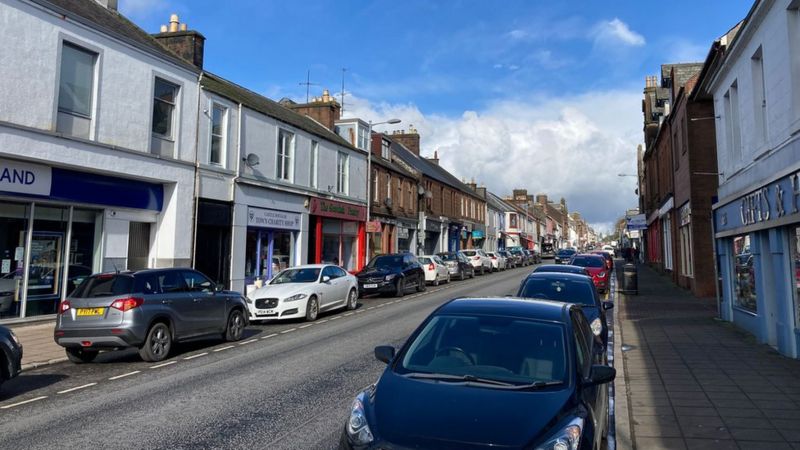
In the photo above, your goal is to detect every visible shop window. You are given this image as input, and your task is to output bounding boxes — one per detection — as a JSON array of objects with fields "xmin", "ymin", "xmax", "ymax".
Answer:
[
  {"xmin": 732, "ymin": 234, "xmax": 756, "ymax": 312},
  {"xmin": 0, "ymin": 203, "xmax": 31, "ymax": 319},
  {"xmin": 57, "ymin": 42, "xmax": 96, "ymax": 139},
  {"xmin": 245, "ymin": 229, "xmax": 295, "ymax": 282},
  {"xmin": 322, "ymin": 219, "xmax": 358, "ymax": 271},
  {"xmin": 791, "ymin": 227, "xmax": 800, "ymax": 327}
]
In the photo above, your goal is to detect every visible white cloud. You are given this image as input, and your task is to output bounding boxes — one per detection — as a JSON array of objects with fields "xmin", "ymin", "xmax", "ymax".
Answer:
[
  {"xmin": 341, "ymin": 89, "xmax": 642, "ymax": 229},
  {"xmin": 592, "ymin": 18, "xmax": 646, "ymax": 47}
]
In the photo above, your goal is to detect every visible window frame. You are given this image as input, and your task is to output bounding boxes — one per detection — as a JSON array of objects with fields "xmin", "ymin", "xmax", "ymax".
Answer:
[
  {"xmin": 310, "ymin": 140, "xmax": 319, "ymax": 189},
  {"xmin": 209, "ymin": 102, "xmax": 228, "ymax": 166},
  {"xmin": 276, "ymin": 128, "xmax": 295, "ymax": 182},
  {"xmin": 336, "ymin": 151, "xmax": 349, "ymax": 195},
  {"xmin": 151, "ymin": 77, "xmax": 180, "ymax": 140},
  {"xmin": 55, "ymin": 38, "xmax": 101, "ymax": 139}
]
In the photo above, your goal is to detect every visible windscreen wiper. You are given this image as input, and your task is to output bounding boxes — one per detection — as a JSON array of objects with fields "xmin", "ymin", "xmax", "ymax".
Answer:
[
  {"xmin": 403, "ymin": 372, "xmax": 515, "ymax": 387},
  {"xmin": 508, "ymin": 380, "xmax": 565, "ymax": 390}
]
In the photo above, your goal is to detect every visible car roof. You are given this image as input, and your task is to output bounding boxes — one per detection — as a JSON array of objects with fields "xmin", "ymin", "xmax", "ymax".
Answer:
[
  {"xmin": 524, "ymin": 272, "xmax": 595, "ymax": 283},
  {"xmin": 573, "ymin": 253, "xmax": 606, "ymax": 260},
  {"xmin": 438, "ymin": 297, "xmax": 573, "ymax": 323},
  {"xmin": 535, "ymin": 264, "xmax": 587, "ymax": 271}
]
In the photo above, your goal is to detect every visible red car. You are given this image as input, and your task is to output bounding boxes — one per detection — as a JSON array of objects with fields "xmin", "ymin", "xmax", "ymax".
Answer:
[
  {"xmin": 591, "ymin": 251, "xmax": 614, "ymax": 271},
  {"xmin": 569, "ymin": 254, "xmax": 609, "ymax": 293}
]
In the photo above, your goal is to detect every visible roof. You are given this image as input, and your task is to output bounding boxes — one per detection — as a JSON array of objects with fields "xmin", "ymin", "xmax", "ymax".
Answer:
[
  {"xmin": 391, "ymin": 143, "xmax": 483, "ymax": 200},
  {"xmin": 532, "ymin": 264, "xmax": 588, "ymax": 274},
  {"xmin": 486, "ymin": 191, "xmax": 517, "ymax": 212},
  {"xmin": 439, "ymin": 297, "xmax": 571, "ymax": 323},
  {"xmin": 200, "ymin": 72, "xmax": 361, "ymax": 152},
  {"xmin": 371, "ymin": 152, "xmax": 418, "ymax": 179},
  {"xmin": 35, "ymin": 0, "xmax": 199, "ymax": 73}
]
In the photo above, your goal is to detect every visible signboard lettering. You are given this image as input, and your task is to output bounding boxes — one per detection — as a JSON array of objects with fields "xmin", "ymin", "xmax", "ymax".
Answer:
[
  {"xmin": 309, "ymin": 198, "xmax": 366, "ymax": 221},
  {"xmin": 0, "ymin": 159, "xmax": 51, "ymax": 196},
  {"xmin": 247, "ymin": 207, "xmax": 301, "ymax": 230}
]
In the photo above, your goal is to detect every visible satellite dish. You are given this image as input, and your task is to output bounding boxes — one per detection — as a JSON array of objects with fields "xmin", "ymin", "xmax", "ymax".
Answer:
[
  {"xmin": 244, "ymin": 153, "xmax": 260, "ymax": 168},
  {"xmin": 384, "ymin": 197, "xmax": 393, "ymax": 208}
]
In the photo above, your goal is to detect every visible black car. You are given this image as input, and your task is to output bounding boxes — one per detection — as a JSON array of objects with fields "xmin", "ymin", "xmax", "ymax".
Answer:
[
  {"xmin": 554, "ymin": 248, "xmax": 577, "ymax": 264},
  {"xmin": 517, "ymin": 272, "xmax": 613, "ymax": 349},
  {"xmin": 0, "ymin": 325, "xmax": 23, "ymax": 391},
  {"xmin": 341, "ymin": 298, "xmax": 614, "ymax": 449},
  {"xmin": 357, "ymin": 254, "xmax": 426, "ymax": 298},
  {"xmin": 507, "ymin": 247, "xmax": 528, "ymax": 266},
  {"xmin": 533, "ymin": 264, "xmax": 590, "ymax": 276},
  {"xmin": 497, "ymin": 250, "xmax": 516, "ymax": 268},
  {"xmin": 436, "ymin": 252, "xmax": 475, "ymax": 281}
]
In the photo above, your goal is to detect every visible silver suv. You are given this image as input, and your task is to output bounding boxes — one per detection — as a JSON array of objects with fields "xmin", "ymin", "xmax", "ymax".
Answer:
[{"xmin": 54, "ymin": 268, "xmax": 248, "ymax": 363}]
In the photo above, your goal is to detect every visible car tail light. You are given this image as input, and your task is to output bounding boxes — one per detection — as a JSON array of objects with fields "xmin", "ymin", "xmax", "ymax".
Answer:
[
  {"xmin": 58, "ymin": 299, "xmax": 71, "ymax": 314},
  {"xmin": 473, "ymin": 256, "xmax": 480, "ymax": 261},
  {"xmin": 428, "ymin": 263, "xmax": 435, "ymax": 271},
  {"xmin": 491, "ymin": 255, "xmax": 497, "ymax": 259},
  {"xmin": 110, "ymin": 297, "xmax": 144, "ymax": 312}
]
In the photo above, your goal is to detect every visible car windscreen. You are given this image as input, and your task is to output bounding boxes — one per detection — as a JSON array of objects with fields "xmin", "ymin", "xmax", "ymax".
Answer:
[
  {"xmin": 270, "ymin": 268, "xmax": 321, "ymax": 284},
  {"xmin": 535, "ymin": 266, "xmax": 585, "ymax": 274},
  {"xmin": 367, "ymin": 255, "xmax": 403, "ymax": 269},
  {"xmin": 418, "ymin": 257, "xmax": 432, "ymax": 264},
  {"xmin": 71, "ymin": 274, "xmax": 135, "ymax": 298},
  {"xmin": 461, "ymin": 250, "xmax": 477, "ymax": 256},
  {"xmin": 517, "ymin": 277, "xmax": 596, "ymax": 306},
  {"xmin": 570, "ymin": 256, "xmax": 604, "ymax": 268},
  {"xmin": 397, "ymin": 314, "xmax": 567, "ymax": 385},
  {"xmin": 438, "ymin": 253, "xmax": 457, "ymax": 261},
  {"xmin": 556, "ymin": 249, "xmax": 575, "ymax": 256}
]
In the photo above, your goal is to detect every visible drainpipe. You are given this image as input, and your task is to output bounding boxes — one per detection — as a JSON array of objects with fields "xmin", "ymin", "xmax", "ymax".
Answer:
[
  {"xmin": 228, "ymin": 101, "xmax": 243, "ymax": 288},
  {"xmin": 190, "ymin": 72, "xmax": 204, "ymax": 269}
]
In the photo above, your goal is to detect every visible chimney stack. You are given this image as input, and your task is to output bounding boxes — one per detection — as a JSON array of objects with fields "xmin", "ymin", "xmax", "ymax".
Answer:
[
  {"xmin": 392, "ymin": 125, "xmax": 421, "ymax": 156},
  {"xmin": 288, "ymin": 89, "xmax": 342, "ymax": 132},
  {"xmin": 152, "ymin": 13, "xmax": 206, "ymax": 69},
  {"xmin": 425, "ymin": 150, "xmax": 440, "ymax": 165},
  {"xmin": 536, "ymin": 194, "xmax": 548, "ymax": 205},
  {"xmin": 94, "ymin": 0, "xmax": 118, "ymax": 10}
]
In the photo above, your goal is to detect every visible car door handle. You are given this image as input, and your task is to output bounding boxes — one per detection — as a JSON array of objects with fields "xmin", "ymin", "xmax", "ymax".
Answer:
[
  {"xmin": 161, "ymin": 299, "xmax": 172, "ymax": 305},
  {"xmin": 193, "ymin": 298, "xmax": 202, "ymax": 303}
]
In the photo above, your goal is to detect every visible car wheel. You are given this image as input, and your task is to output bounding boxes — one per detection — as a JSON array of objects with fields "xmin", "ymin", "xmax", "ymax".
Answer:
[
  {"xmin": 225, "ymin": 309, "xmax": 245, "ymax": 342},
  {"xmin": 459, "ymin": 269, "xmax": 466, "ymax": 281},
  {"xmin": 65, "ymin": 347, "xmax": 99, "ymax": 364},
  {"xmin": 395, "ymin": 278, "xmax": 406, "ymax": 297},
  {"xmin": 346, "ymin": 289, "xmax": 358, "ymax": 310},
  {"xmin": 446, "ymin": 273, "xmax": 451, "ymax": 283},
  {"xmin": 480, "ymin": 266, "xmax": 485, "ymax": 275},
  {"xmin": 416, "ymin": 277, "xmax": 426, "ymax": 292},
  {"xmin": 138, "ymin": 322, "xmax": 172, "ymax": 362},
  {"xmin": 470, "ymin": 268, "xmax": 475, "ymax": 278},
  {"xmin": 433, "ymin": 277, "xmax": 439, "ymax": 286},
  {"xmin": 305, "ymin": 296, "xmax": 319, "ymax": 321}
]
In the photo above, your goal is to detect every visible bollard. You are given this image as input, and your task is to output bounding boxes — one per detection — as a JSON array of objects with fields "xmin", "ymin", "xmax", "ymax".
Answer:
[{"xmin": 623, "ymin": 263, "xmax": 638, "ymax": 294}]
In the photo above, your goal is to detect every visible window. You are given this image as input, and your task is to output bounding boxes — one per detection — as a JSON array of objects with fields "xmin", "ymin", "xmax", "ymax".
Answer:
[
  {"xmin": 381, "ymin": 139, "xmax": 390, "ymax": 159},
  {"xmin": 790, "ymin": 226, "xmax": 800, "ymax": 327},
  {"xmin": 397, "ymin": 180, "xmax": 403, "ymax": 207},
  {"xmin": 276, "ymin": 129, "xmax": 294, "ymax": 181},
  {"xmin": 57, "ymin": 42, "xmax": 96, "ymax": 138},
  {"xmin": 357, "ymin": 126, "xmax": 369, "ymax": 150},
  {"xmin": 386, "ymin": 174, "xmax": 392, "ymax": 199},
  {"xmin": 679, "ymin": 225, "xmax": 693, "ymax": 277},
  {"xmin": 662, "ymin": 214, "xmax": 673, "ymax": 271},
  {"xmin": 751, "ymin": 47, "xmax": 767, "ymax": 147},
  {"xmin": 732, "ymin": 234, "xmax": 756, "ymax": 312},
  {"xmin": 210, "ymin": 104, "xmax": 227, "ymax": 165},
  {"xmin": 724, "ymin": 81, "xmax": 741, "ymax": 163},
  {"xmin": 336, "ymin": 151, "xmax": 349, "ymax": 194},
  {"xmin": 372, "ymin": 169, "xmax": 378, "ymax": 203},
  {"xmin": 152, "ymin": 78, "xmax": 179, "ymax": 138},
  {"xmin": 182, "ymin": 270, "xmax": 214, "ymax": 293},
  {"xmin": 310, "ymin": 141, "xmax": 319, "ymax": 189}
]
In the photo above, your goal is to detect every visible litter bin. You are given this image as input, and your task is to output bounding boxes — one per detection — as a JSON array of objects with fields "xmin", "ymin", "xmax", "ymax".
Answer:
[{"xmin": 623, "ymin": 263, "xmax": 638, "ymax": 294}]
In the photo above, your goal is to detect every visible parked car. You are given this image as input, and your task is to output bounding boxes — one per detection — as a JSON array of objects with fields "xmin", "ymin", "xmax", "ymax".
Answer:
[
  {"xmin": 247, "ymin": 264, "xmax": 358, "ymax": 323},
  {"xmin": 507, "ymin": 247, "xmax": 528, "ymax": 266},
  {"xmin": 554, "ymin": 248, "xmax": 577, "ymax": 264},
  {"xmin": 357, "ymin": 254, "xmax": 425, "ymax": 298},
  {"xmin": 530, "ymin": 249, "xmax": 543, "ymax": 264},
  {"xmin": 522, "ymin": 249, "xmax": 536, "ymax": 266},
  {"xmin": 533, "ymin": 264, "xmax": 590, "ymax": 276},
  {"xmin": 485, "ymin": 251, "xmax": 507, "ymax": 271},
  {"xmin": 54, "ymin": 268, "xmax": 248, "ymax": 363},
  {"xmin": 341, "ymin": 298, "xmax": 614, "ymax": 449},
  {"xmin": 517, "ymin": 272, "xmax": 613, "ymax": 348},
  {"xmin": 591, "ymin": 251, "xmax": 614, "ymax": 271},
  {"xmin": 418, "ymin": 256, "xmax": 450, "ymax": 286},
  {"xmin": 459, "ymin": 249, "xmax": 493, "ymax": 275},
  {"xmin": 569, "ymin": 254, "xmax": 610, "ymax": 294},
  {"xmin": 0, "ymin": 325, "xmax": 23, "ymax": 391},
  {"xmin": 497, "ymin": 250, "xmax": 516, "ymax": 269},
  {"xmin": 436, "ymin": 252, "xmax": 475, "ymax": 281}
]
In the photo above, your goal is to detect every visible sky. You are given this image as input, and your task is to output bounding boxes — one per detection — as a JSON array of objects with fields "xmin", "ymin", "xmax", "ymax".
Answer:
[{"xmin": 121, "ymin": 0, "xmax": 753, "ymax": 233}]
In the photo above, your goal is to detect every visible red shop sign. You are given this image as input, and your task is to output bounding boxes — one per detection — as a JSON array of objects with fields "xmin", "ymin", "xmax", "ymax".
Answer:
[{"xmin": 309, "ymin": 197, "xmax": 366, "ymax": 221}]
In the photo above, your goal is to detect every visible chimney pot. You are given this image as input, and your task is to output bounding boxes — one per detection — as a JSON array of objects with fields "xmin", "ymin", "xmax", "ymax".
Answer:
[
  {"xmin": 180, "ymin": 23, "xmax": 187, "ymax": 31},
  {"xmin": 169, "ymin": 14, "xmax": 179, "ymax": 32},
  {"xmin": 160, "ymin": 24, "xmax": 168, "ymax": 32}
]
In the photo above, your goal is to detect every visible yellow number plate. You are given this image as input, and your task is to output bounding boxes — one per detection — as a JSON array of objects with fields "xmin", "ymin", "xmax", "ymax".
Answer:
[{"xmin": 76, "ymin": 308, "xmax": 105, "ymax": 317}]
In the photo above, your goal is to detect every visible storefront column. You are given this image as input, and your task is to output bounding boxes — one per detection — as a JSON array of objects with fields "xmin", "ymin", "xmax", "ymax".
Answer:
[
  {"xmin": 19, "ymin": 203, "xmax": 34, "ymax": 319},
  {"xmin": 60, "ymin": 206, "xmax": 74, "ymax": 302},
  {"xmin": 357, "ymin": 222, "xmax": 366, "ymax": 271},
  {"xmin": 314, "ymin": 217, "xmax": 323, "ymax": 264}
]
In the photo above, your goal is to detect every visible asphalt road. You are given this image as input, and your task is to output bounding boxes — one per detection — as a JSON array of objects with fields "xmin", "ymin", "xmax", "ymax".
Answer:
[{"xmin": 0, "ymin": 265, "xmax": 536, "ymax": 450}]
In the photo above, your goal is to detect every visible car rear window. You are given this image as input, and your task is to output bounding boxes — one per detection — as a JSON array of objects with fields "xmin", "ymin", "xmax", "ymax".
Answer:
[
  {"xmin": 517, "ymin": 278, "xmax": 596, "ymax": 306},
  {"xmin": 438, "ymin": 253, "xmax": 456, "ymax": 261},
  {"xmin": 571, "ymin": 256, "xmax": 605, "ymax": 268},
  {"xmin": 72, "ymin": 274, "xmax": 135, "ymax": 298},
  {"xmin": 418, "ymin": 257, "xmax": 432, "ymax": 264},
  {"xmin": 461, "ymin": 250, "xmax": 476, "ymax": 256}
]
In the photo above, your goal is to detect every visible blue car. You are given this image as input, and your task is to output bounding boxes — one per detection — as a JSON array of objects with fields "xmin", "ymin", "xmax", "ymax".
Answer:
[
  {"xmin": 0, "ymin": 325, "xmax": 23, "ymax": 391},
  {"xmin": 341, "ymin": 298, "xmax": 614, "ymax": 449}
]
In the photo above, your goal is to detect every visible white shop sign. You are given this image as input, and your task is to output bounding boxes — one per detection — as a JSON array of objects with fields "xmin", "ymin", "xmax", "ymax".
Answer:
[
  {"xmin": 247, "ymin": 207, "xmax": 301, "ymax": 231},
  {"xmin": 0, "ymin": 159, "xmax": 51, "ymax": 196}
]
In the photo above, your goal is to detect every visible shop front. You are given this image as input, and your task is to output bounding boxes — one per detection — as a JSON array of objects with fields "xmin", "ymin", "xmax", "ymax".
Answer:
[
  {"xmin": 367, "ymin": 218, "xmax": 417, "ymax": 258},
  {"xmin": 714, "ymin": 170, "xmax": 800, "ymax": 358},
  {"xmin": 423, "ymin": 218, "xmax": 443, "ymax": 255},
  {"xmin": 472, "ymin": 228, "xmax": 486, "ymax": 251},
  {"xmin": 309, "ymin": 198, "xmax": 366, "ymax": 272},
  {"xmin": 244, "ymin": 206, "xmax": 301, "ymax": 286},
  {"xmin": 449, "ymin": 223, "xmax": 462, "ymax": 252},
  {"xmin": 0, "ymin": 158, "xmax": 164, "ymax": 321}
]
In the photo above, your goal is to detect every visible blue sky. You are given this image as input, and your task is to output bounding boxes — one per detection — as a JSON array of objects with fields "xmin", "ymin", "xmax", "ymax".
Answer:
[{"xmin": 122, "ymin": 0, "xmax": 753, "ymax": 232}]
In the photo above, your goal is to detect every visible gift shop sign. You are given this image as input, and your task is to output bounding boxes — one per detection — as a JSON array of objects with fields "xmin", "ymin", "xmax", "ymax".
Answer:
[
  {"xmin": 309, "ymin": 198, "xmax": 366, "ymax": 221},
  {"xmin": 715, "ymin": 171, "xmax": 800, "ymax": 235}
]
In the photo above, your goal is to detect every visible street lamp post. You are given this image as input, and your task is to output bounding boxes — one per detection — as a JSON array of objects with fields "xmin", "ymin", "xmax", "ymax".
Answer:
[{"xmin": 365, "ymin": 118, "xmax": 401, "ymax": 267}]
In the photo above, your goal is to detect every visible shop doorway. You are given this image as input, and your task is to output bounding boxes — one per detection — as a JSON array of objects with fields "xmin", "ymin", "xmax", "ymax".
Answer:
[{"xmin": 128, "ymin": 222, "xmax": 151, "ymax": 270}]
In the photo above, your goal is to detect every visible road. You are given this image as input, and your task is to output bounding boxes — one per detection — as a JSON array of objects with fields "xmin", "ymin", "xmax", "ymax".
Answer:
[{"xmin": 0, "ymin": 266, "xmax": 536, "ymax": 450}]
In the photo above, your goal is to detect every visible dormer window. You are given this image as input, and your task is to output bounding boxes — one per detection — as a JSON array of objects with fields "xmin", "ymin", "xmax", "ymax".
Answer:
[{"xmin": 381, "ymin": 139, "xmax": 391, "ymax": 160}]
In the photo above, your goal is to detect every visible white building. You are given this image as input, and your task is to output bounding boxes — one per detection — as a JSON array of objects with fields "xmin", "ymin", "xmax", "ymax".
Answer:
[{"xmin": 0, "ymin": 0, "xmax": 200, "ymax": 320}]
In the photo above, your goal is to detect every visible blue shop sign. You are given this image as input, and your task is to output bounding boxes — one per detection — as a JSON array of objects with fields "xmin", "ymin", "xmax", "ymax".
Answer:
[
  {"xmin": 0, "ymin": 158, "xmax": 163, "ymax": 211},
  {"xmin": 714, "ymin": 170, "xmax": 800, "ymax": 236},
  {"xmin": 472, "ymin": 230, "xmax": 485, "ymax": 239}
]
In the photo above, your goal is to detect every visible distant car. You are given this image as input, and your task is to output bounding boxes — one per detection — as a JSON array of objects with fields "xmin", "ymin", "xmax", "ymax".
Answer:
[
  {"xmin": 247, "ymin": 264, "xmax": 358, "ymax": 322},
  {"xmin": 436, "ymin": 252, "xmax": 475, "ymax": 281},
  {"xmin": 418, "ymin": 255, "xmax": 450, "ymax": 286},
  {"xmin": 533, "ymin": 264, "xmax": 590, "ymax": 276},
  {"xmin": 569, "ymin": 254, "xmax": 609, "ymax": 293},
  {"xmin": 591, "ymin": 251, "xmax": 614, "ymax": 271},
  {"xmin": 485, "ymin": 251, "xmax": 507, "ymax": 271},
  {"xmin": 554, "ymin": 248, "xmax": 577, "ymax": 265},
  {"xmin": 459, "ymin": 249, "xmax": 492, "ymax": 275},
  {"xmin": 601, "ymin": 245, "xmax": 615, "ymax": 256},
  {"xmin": 522, "ymin": 249, "xmax": 536, "ymax": 266},
  {"xmin": 506, "ymin": 247, "xmax": 527, "ymax": 267},
  {"xmin": 54, "ymin": 268, "xmax": 248, "ymax": 363},
  {"xmin": 341, "ymin": 298, "xmax": 614, "ymax": 450},
  {"xmin": 0, "ymin": 325, "xmax": 23, "ymax": 391},
  {"xmin": 497, "ymin": 250, "xmax": 516, "ymax": 268},
  {"xmin": 357, "ymin": 254, "xmax": 426, "ymax": 298}
]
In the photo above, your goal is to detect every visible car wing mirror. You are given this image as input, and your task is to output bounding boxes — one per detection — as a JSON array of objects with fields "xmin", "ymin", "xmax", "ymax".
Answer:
[
  {"xmin": 374, "ymin": 345, "xmax": 396, "ymax": 364},
  {"xmin": 587, "ymin": 365, "xmax": 616, "ymax": 386},
  {"xmin": 215, "ymin": 283, "xmax": 225, "ymax": 293},
  {"xmin": 322, "ymin": 275, "xmax": 331, "ymax": 283},
  {"xmin": 602, "ymin": 301, "xmax": 614, "ymax": 310}
]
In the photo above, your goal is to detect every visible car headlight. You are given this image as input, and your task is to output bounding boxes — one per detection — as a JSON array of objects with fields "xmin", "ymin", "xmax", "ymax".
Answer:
[
  {"xmin": 384, "ymin": 274, "xmax": 396, "ymax": 281},
  {"xmin": 347, "ymin": 396, "xmax": 374, "ymax": 445},
  {"xmin": 285, "ymin": 293, "xmax": 307, "ymax": 302},
  {"xmin": 9, "ymin": 330, "xmax": 20, "ymax": 346},
  {"xmin": 536, "ymin": 417, "xmax": 583, "ymax": 450},
  {"xmin": 245, "ymin": 297, "xmax": 253, "ymax": 304},
  {"xmin": 590, "ymin": 318, "xmax": 603, "ymax": 336},
  {"xmin": 597, "ymin": 271, "xmax": 606, "ymax": 278}
]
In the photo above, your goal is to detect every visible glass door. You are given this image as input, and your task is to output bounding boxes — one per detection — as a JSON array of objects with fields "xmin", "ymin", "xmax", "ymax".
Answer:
[
  {"xmin": 26, "ymin": 206, "xmax": 69, "ymax": 317},
  {"xmin": 0, "ymin": 202, "xmax": 31, "ymax": 319}
]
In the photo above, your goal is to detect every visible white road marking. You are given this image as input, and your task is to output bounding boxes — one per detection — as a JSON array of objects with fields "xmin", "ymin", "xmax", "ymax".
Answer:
[
  {"xmin": 317, "ymin": 319, "xmax": 329, "ymax": 324},
  {"xmin": 376, "ymin": 304, "xmax": 386, "ymax": 308},
  {"xmin": 213, "ymin": 345, "xmax": 235, "ymax": 352},
  {"xmin": 280, "ymin": 328, "xmax": 296, "ymax": 334},
  {"xmin": 329, "ymin": 316, "xmax": 341, "ymax": 321},
  {"xmin": 366, "ymin": 307, "xmax": 375, "ymax": 310},
  {"xmin": 0, "ymin": 396, "xmax": 47, "ymax": 409},
  {"xmin": 108, "ymin": 371, "xmax": 140, "ymax": 381},
  {"xmin": 184, "ymin": 352, "xmax": 208, "ymax": 360},
  {"xmin": 238, "ymin": 339, "xmax": 258, "ymax": 345},
  {"xmin": 343, "ymin": 312, "xmax": 354, "ymax": 316},
  {"xmin": 149, "ymin": 361, "xmax": 177, "ymax": 369},
  {"xmin": 355, "ymin": 310, "xmax": 364, "ymax": 314},
  {"xmin": 261, "ymin": 333, "xmax": 278, "ymax": 340},
  {"xmin": 299, "ymin": 324, "xmax": 314, "ymax": 329},
  {"xmin": 57, "ymin": 383, "xmax": 97, "ymax": 395}
]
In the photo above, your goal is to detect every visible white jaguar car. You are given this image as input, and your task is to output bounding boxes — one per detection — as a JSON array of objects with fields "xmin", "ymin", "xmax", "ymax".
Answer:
[{"xmin": 246, "ymin": 264, "xmax": 358, "ymax": 322}]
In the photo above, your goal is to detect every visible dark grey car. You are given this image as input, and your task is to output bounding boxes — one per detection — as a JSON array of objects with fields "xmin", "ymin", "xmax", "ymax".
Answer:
[
  {"xmin": 54, "ymin": 268, "xmax": 248, "ymax": 363},
  {"xmin": 0, "ymin": 325, "xmax": 23, "ymax": 391}
]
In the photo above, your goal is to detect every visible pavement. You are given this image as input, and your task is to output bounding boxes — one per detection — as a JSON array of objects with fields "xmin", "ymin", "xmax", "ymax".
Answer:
[
  {"xmin": 615, "ymin": 261, "xmax": 800, "ymax": 450},
  {"xmin": 9, "ymin": 321, "xmax": 65, "ymax": 370}
]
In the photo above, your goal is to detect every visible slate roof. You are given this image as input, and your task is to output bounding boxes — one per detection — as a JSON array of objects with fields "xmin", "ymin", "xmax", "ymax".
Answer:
[
  {"xmin": 201, "ymin": 73, "xmax": 360, "ymax": 152},
  {"xmin": 390, "ymin": 143, "xmax": 482, "ymax": 200},
  {"xmin": 34, "ymin": 0, "xmax": 199, "ymax": 73},
  {"xmin": 486, "ymin": 191, "xmax": 516, "ymax": 212},
  {"xmin": 371, "ymin": 153, "xmax": 418, "ymax": 179}
]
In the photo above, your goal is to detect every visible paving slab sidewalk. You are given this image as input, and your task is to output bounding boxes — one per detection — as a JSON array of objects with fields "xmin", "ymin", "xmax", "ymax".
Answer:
[
  {"xmin": 615, "ymin": 262, "xmax": 800, "ymax": 450},
  {"xmin": 8, "ymin": 321, "xmax": 65, "ymax": 370}
]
